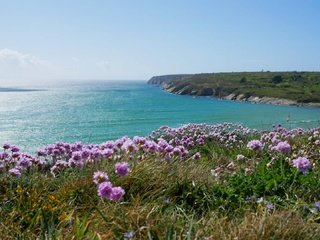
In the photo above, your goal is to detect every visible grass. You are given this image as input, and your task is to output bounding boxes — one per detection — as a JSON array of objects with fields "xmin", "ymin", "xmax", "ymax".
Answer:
[
  {"xmin": 149, "ymin": 71, "xmax": 320, "ymax": 103},
  {"xmin": 1, "ymin": 125, "xmax": 320, "ymax": 239}
]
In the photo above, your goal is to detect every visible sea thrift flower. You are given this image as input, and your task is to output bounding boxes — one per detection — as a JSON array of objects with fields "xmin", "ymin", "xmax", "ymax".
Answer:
[
  {"xmin": 81, "ymin": 149, "xmax": 91, "ymax": 159},
  {"xmin": 98, "ymin": 181, "xmax": 113, "ymax": 198},
  {"xmin": 121, "ymin": 139, "xmax": 137, "ymax": 153},
  {"xmin": 109, "ymin": 187, "xmax": 125, "ymax": 201},
  {"xmin": 247, "ymin": 140, "xmax": 263, "ymax": 151},
  {"xmin": 101, "ymin": 148, "xmax": 113, "ymax": 158},
  {"xmin": 17, "ymin": 157, "xmax": 32, "ymax": 168},
  {"xmin": 115, "ymin": 162, "xmax": 130, "ymax": 176},
  {"xmin": 3, "ymin": 143, "xmax": 11, "ymax": 150},
  {"xmin": 274, "ymin": 141, "xmax": 291, "ymax": 153},
  {"xmin": 9, "ymin": 168, "xmax": 21, "ymax": 177},
  {"xmin": 193, "ymin": 152, "xmax": 201, "ymax": 160},
  {"xmin": 292, "ymin": 157, "xmax": 311, "ymax": 173},
  {"xmin": 124, "ymin": 230, "xmax": 135, "ymax": 240},
  {"xmin": 10, "ymin": 145, "xmax": 20, "ymax": 152},
  {"xmin": 266, "ymin": 202, "xmax": 275, "ymax": 210},
  {"xmin": 93, "ymin": 171, "xmax": 109, "ymax": 184},
  {"xmin": 172, "ymin": 147, "xmax": 182, "ymax": 156},
  {"xmin": 71, "ymin": 151, "xmax": 82, "ymax": 161}
]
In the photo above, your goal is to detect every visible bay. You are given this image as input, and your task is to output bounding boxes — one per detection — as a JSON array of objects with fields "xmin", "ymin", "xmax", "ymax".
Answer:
[{"xmin": 0, "ymin": 80, "xmax": 319, "ymax": 152}]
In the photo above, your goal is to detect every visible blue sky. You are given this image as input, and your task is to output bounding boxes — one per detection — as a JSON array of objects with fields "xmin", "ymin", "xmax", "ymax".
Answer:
[{"xmin": 0, "ymin": 0, "xmax": 319, "ymax": 85}]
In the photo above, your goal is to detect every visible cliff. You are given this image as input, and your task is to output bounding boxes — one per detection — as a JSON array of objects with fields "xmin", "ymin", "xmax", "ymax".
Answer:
[{"xmin": 148, "ymin": 72, "xmax": 320, "ymax": 107}]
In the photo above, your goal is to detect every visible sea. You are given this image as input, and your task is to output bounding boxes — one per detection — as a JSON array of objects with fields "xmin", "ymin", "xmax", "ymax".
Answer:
[{"xmin": 1, "ymin": 80, "xmax": 320, "ymax": 152}]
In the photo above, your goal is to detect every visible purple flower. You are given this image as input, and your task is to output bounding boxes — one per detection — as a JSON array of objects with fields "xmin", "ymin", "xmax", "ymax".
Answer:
[
  {"xmin": 101, "ymin": 149, "xmax": 113, "ymax": 158},
  {"xmin": 133, "ymin": 136, "xmax": 146, "ymax": 145},
  {"xmin": 121, "ymin": 139, "xmax": 137, "ymax": 153},
  {"xmin": 93, "ymin": 171, "xmax": 109, "ymax": 184},
  {"xmin": 109, "ymin": 187, "xmax": 125, "ymax": 201},
  {"xmin": 247, "ymin": 140, "xmax": 263, "ymax": 151},
  {"xmin": 3, "ymin": 143, "xmax": 11, "ymax": 150},
  {"xmin": 172, "ymin": 147, "xmax": 182, "ymax": 156},
  {"xmin": 193, "ymin": 152, "xmax": 201, "ymax": 160},
  {"xmin": 37, "ymin": 149, "xmax": 47, "ymax": 157},
  {"xmin": 165, "ymin": 145, "xmax": 173, "ymax": 153},
  {"xmin": 97, "ymin": 181, "xmax": 113, "ymax": 198},
  {"xmin": 81, "ymin": 149, "xmax": 91, "ymax": 159},
  {"xmin": 17, "ymin": 157, "xmax": 32, "ymax": 168},
  {"xmin": 266, "ymin": 202, "xmax": 275, "ymax": 210},
  {"xmin": 115, "ymin": 162, "xmax": 130, "ymax": 176},
  {"xmin": 274, "ymin": 141, "xmax": 291, "ymax": 153},
  {"xmin": 9, "ymin": 168, "xmax": 21, "ymax": 177},
  {"xmin": 292, "ymin": 157, "xmax": 311, "ymax": 173},
  {"xmin": 11, "ymin": 145, "xmax": 20, "ymax": 152},
  {"xmin": 71, "ymin": 151, "xmax": 82, "ymax": 161},
  {"xmin": 124, "ymin": 230, "xmax": 135, "ymax": 239},
  {"xmin": 315, "ymin": 202, "xmax": 320, "ymax": 211}
]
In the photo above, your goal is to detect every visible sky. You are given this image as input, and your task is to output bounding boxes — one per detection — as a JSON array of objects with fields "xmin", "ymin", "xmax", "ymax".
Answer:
[{"xmin": 0, "ymin": 0, "xmax": 319, "ymax": 85}]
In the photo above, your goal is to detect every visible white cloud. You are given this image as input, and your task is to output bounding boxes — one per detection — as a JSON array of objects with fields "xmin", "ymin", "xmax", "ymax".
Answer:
[
  {"xmin": 0, "ymin": 48, "xmax": 58, "ymax": 85},
  {"xmin": 0, "ymin": 48, "xmax": 48, "ymax": 68}
]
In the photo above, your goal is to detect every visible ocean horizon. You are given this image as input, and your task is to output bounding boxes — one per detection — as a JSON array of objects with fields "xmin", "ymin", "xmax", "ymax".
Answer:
[{"xmin": 1, "ymin": 80, "xmax": 319, "ymax": 152}]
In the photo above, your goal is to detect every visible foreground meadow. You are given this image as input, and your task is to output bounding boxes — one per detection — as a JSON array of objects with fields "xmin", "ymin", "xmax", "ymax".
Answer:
[{"xmin": 1, "ymin": 123, "xmax": 320, "ymax": 239}]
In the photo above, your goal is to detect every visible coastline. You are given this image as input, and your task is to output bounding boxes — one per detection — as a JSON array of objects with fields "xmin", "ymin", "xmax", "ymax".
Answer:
[{"xmin": 148, "ymin": 75, "xmax": 320, "ymax": 108}]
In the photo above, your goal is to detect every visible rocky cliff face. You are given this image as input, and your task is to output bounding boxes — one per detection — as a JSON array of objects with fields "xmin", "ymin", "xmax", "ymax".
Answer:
[{"xmin": 148, "ymin": 74, "xmax": 320, "ymax": 107}]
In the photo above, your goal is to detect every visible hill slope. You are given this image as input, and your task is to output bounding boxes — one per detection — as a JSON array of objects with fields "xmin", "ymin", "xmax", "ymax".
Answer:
[{"xmin": 148, "ymin": 72, "xmax": 320, "ymax": 106}]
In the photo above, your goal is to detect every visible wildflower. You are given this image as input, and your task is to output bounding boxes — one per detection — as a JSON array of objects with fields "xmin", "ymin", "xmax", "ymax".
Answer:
[
  {"xmin": 93, "ymin": 171, "xmax": 109, "ymax": 184},
  {"xmin": 256, "ymin": 197, "xmax": 264, "ymax": 203},
  {"xmin": 172, "ymin": 147, "xmax": 182, "ymax": 156},
  {"xmin": 101, "ymin": 148, "xmax": 113, "ymax": 158},
  {"xmin": 3, "ymin": 143, "xmax": 11, "ymax": 150},
  {"xmin": 133, "ymin": 136, "xmax": 146, "ymax": 145},
  {"xmin": 109, "ymin": 187, "xmax": 125, "ymax": 201},
  {"xmin": 121, "ymin": 139, "xmax": 137, "ymax": 153},
  {"xmin": 37, "ymin": 149, "xmax": 47, "ymax": 157},
  {"xmin": 81, "ymin": 149, "xmax": 91, "ymax": 159},
  {"xmin": 10, "ymin": 145, "xmax": 20, "ymax": 152},
  {"xmin": 236, "ymin": 154, "xmax": 245, "ymax": 161},
  {"xmin": 292, "ymin": 157, "xmax": 311, "ymax": 173},
  {"xmin": 247, "ymin": 140, "xmax": 263, "ymax": 151},
  {"xmin": 165, "ymin": 145, "xmax": 173, "ymax": 153},
  {"xmin": 124, "ymin": 230, "xmax": 135, "ymax": 240},
  {"xmin": 115, "ymin": 162, "xmax": 130, "ymax": 176},
  {"xmin": 97, "ymin": 181, "xmax": 113, "ymax": 198},
  {"xmin": 102, "ymin": 140, "xmax": 115, "ymax": 149},
  {"xmin": 274, "ymin": 141, "xmax": 291, "ymax": 153},
  {"xmin": 193, "ymin": 152, "xmax": 201, "ymax": 160},
  {"xmin": 266, "ymin": 202, "xmax": 275, "ymax": 210},
  {"xmin": 9, "ymin": 168, "xmax": 21, "ymax": 177},
  {"xmin": 71, "ymin": 151, "xmax": 82, "ymax": 161},
  {"xmin": 17, "ymin": 157, "xmax": 32, "ymax": 168},
  {"xmin": 315, "ymin": 202, "xmax": 320, "ymax": 211}
]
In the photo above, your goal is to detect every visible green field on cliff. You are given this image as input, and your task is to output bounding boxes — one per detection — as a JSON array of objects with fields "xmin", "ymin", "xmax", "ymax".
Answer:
[{"xmin": 149, "ymin": 72, "xmax": 320, "ymax": 103}]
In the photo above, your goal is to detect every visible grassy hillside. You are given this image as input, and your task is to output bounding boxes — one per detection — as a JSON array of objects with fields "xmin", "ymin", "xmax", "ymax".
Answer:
[
  {"xmin": 1, "ymin": 123, "xmax": 320, "ymax": 239},
  {"xmin": 149, "ymin": 71, "xmax": 320, "ymax": 103}
]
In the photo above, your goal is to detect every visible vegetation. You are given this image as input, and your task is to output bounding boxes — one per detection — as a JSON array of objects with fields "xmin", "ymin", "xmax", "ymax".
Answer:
[
  {"xmin": 1, "ymin": 123, "xmax": 320, "ymax": 239},
  {"xmin": 149, "ymin": 71, "xmax": 320, "ymax": 103}
]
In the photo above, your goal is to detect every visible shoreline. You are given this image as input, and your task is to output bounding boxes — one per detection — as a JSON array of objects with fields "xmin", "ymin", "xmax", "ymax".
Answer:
[{"xmin": 149, "ymin": 79, "xmax": 320, "ymax": 108}]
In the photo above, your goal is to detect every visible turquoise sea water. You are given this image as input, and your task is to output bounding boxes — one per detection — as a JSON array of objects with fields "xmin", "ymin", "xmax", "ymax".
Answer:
[{"xmin": 0, "ymin": 81, "xmax": 320, "ymax": 151}]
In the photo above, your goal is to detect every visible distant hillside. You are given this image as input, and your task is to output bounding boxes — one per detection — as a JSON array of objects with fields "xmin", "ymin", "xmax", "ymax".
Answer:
[{"xmin": 148, "ymin": 72, "xmax": 320, "ymax": 106}]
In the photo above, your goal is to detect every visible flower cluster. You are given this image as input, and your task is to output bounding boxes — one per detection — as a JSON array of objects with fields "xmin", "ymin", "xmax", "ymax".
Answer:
[
  {"xmin": 93, "ymin": 170, "xmax": 126, "ymax": 201},
  {"xmin": 1, "ymin": 123, "xmax": 318, "ymax": 201},
  {"xmin": 292, "ymin": 157, "xmax": 311, "ymax": 174}
]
